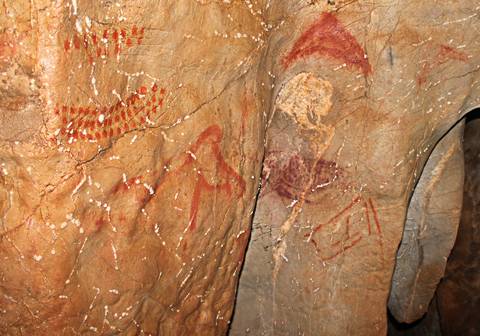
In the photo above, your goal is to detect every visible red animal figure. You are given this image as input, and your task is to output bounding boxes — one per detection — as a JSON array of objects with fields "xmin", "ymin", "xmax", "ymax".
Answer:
[
  {"xmin": 106, "ymin": 125, "xmax": 246, "ymax": 236},
  {"xmin": 179, "ymin": 125, "xmax": 246, "ymax": 231}
]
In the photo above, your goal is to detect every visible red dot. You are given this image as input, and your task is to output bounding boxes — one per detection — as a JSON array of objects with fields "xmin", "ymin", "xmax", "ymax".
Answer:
[
  {"xmin": 109, "ymin": 129, "xmax": 114, "ymax": 137},
  {"xmin": 95, "ymin": 132, "xmax": 101, "ymax": 139},
  {"xmin": 121, "ymin": 29, "xmax": 127, "ymax": 39},
  {"xmin": 132, "ymin": 26, "xmax": 138, "ymax": 36},
  {"xmin": 102, "ymin": 130, "xmax": 108, "ymax": 138},
  {"xmin": 126, "ymin": 38, "xmax": 132, "ymax": 47},
  {"xmin": 103, "ymin": 29, "xmax": 109, "ymax": 39},
  {"xmin": 160, "ymin": 88, "xmax": 166, "ymax": 95},
  {"xmin": 120, "ymin": 111, "xmax": 126, "ymax": 120},
  {"xmin": 152, "ymin": 83, "xmax": 158, "ymax": 92},
  {"xmin": 138, "ymin": 86, "xmax": 147, "ymax": 95},
  {"xmin": 112, "ymin": 30, "xmax": 119, "ymax": 41},
  {"xmin": 92, "ymin": 33, "xmax": 98, "ymax": 45}
]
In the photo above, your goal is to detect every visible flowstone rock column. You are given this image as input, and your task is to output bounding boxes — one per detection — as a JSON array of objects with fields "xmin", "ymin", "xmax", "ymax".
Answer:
[{"xmin": 232, "ymin": 1, "xmax": 480, "ymax": 335}]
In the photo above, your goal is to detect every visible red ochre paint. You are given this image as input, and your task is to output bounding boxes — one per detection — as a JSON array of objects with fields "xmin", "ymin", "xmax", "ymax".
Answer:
[
  {"xmin": 54, "ymin": 84, "xmax": 166, "ymax": 143},
  {"xmin": 182, "ymin": 125, "xmax": 246, "ymax": 231},
  {"xmin": 283, "ymin": 12, "xmax": 372, "ymax": 75},
  {"xmin": 307, "ymin": 196, "xmax": 381, "ymax": 261},
  {"xmin": 95, "ymin": 218, "xmax": 107, "ymax": 231},
  {"xmin": 108, "ymin": 125, "xmax": 246, "ymax": 234},
  {"xmin": 417, "ymin": 44, "xmax": 469, "ymax": 86},
  {"xmin": 63, "ymin": 24, "xmax": 145, "ymax": 62},
  {"xmin": 265, "ymin": 153, "xmax": 344, "ymax": 202}
]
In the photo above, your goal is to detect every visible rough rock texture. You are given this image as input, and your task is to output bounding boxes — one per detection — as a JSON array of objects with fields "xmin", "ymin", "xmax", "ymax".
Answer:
[
  {"xmin": 232, "ymin": 2, "xmax": 480, "ymax": 336},
  {"xmin": 436, "ymin": 112, "xmax": 480, "ymax": 336},
  {"xmin": 0, "ymin": 1, "xmax": 269, "ymax": 334},
  {"xmin": 388, "ymin": 121, "xmax": 464, "ymax": 323},
  {"xmin": 0, "ymin": 1, "xmax": 480, "ymax": 336},
  {"xmin": 388, "ymin": 297, "xmax": 442, "ymax": 336}
]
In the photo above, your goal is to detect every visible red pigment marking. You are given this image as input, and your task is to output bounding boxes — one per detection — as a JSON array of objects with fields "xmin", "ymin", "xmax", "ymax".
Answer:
[
  {"xmin": 306, "ymin": 196, "xmax": 381, "ymax": 261},
  {"xmin": 111, "ymin": 174, "xmax": 154, "ymax": 210},
  {"xmin": 107, "ymin": 125, "xmax": 245, "ymax": 234},
  {"xmin": 283, "ymin": 12, "xmax": 372, "ymax": 75},
  {"xmin": 0, "ymin": 32, "xmax": 18, "ymax": 60},
  {"xmin": 364, "ymin": 200, "xmax": 372, "ymax": 235},
  {"xmin": 180, "ymin": 125, "xmax": 246, "ymax": 231},
  {"xmin": 63, "ymin": 24, "xmax": 145, "ymax": 62},
  {"xmin": 240, "ymin": 92, "xmax": 254, "ymax": 136},
  {"xmin": 438, "ymin": 45, "xmax": 469, "ymax": 62},
  {"xmin": 54, "ymin": 84, "xmax": 166, "ymax": 143},
  {"xmin": 267, "ymin": 154, "xmax": 343, "ymax": 202},
  {"xmin": 417, "ymin": 44, "xmax": 469, "ymax": 86},
  {"xmin": 368, "ymin": 198, "xmax": 382, "ymax": 234},
  {"xmin": 95, "ymin": 218, "xmax": 107, "ymax": 231}
]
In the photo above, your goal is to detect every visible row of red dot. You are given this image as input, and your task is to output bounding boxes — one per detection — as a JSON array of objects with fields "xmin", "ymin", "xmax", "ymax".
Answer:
[
  {"xmin": 64, "ymin": 25, "xmax": 145, "ymax": 62},
  {"xmin": 55, "ymin": 84, "xmax": 165, "ymax": 142}
]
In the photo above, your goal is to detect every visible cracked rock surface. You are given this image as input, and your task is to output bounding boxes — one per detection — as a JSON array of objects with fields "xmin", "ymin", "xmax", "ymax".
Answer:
[
  {"xmin": 388, "ymin": 121, "xmax": 464, "ymax": 324},
  {"xmin": 0, "ymin": 1, "xmax": 480, "ymax": 335}
]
